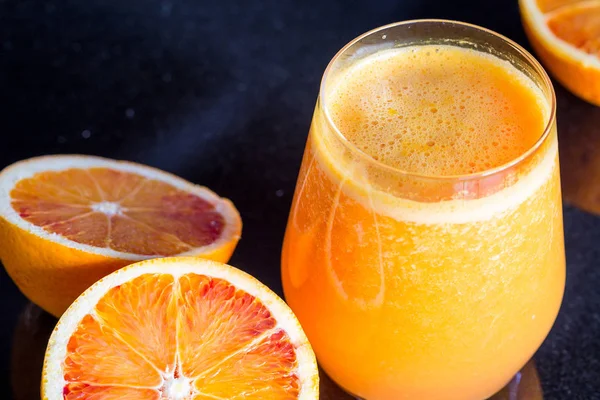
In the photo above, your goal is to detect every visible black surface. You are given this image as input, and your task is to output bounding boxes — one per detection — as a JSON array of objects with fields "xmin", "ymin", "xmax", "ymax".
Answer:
[{"xmin": 1, "ymin": 1, "xmax": 600, "ymax": 399}]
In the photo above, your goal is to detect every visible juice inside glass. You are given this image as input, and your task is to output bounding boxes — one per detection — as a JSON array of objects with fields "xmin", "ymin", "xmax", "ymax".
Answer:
[{"xmin": 282, "ymin": 20, "xmax": 565, "ymax": 400}]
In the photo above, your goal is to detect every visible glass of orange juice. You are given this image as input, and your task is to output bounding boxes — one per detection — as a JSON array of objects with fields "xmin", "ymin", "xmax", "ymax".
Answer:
[{"xmin": 282, "ymin": 20, "xmax": 564, "ymax": 400}]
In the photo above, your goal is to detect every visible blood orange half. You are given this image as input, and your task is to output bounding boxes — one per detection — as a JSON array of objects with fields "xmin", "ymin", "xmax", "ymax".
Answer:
[
  {"xmin": 41, "ymin": 257, "xmax": 319, "ymax": 400},
  {"xmin": 0, "ymin": 155, "xmax": 241, "ymax": 316},
  {"xmin": 42, "ymin": 257, "xmax": 318, "ymax": 400}
]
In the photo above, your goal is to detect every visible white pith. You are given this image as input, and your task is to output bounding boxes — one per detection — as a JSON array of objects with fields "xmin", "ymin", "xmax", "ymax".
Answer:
[
  {"xmin": 0, "ymin": 155, "xmax": 241, "ymax": 260},
  {"xmin": 41, "ymin": 257, "xmax": 319, "ymax": 399},
  {"xmin": 163, "ymin": 373, "xmax": 193, "ymax": 399},
  {"xmin": 91, "ymin": 201, "xmax": 123, "ymax": 216}
]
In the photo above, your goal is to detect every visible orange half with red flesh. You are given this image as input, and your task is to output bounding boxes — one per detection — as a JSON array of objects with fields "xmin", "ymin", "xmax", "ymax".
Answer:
[
  {"xmin": 0, "ymin": 155, "xmax": 241, "ymax": 316},
  {"xmin": 42, "ymin": 257, "xmax": 319, "ymax": 399}
]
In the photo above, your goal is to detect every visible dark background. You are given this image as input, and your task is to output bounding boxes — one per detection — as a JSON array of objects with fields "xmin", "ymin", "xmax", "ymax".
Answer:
[{"xmin": 2, "ymin": 0, "xmax": 600, "ymax": 399}]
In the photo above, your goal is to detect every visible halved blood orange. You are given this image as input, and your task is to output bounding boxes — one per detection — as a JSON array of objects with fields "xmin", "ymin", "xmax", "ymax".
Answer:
[
  {"xmin": 0, "ymin": 155, "xmax": 241, "ymax": 316},
  {"xmin": 41, "ymin": 257, "xmax": 319, "ymax": 399},
  {"xmin": 520, "ymin": 0, "xmax": 600, "ymax": 105}
]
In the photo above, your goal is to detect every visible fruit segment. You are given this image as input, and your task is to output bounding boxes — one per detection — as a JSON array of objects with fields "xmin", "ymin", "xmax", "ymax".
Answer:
[
  {"xmin": 546, "ymin": 2, "xmax": 600, "ymax": 56},
  {"xmin": 193, "ymin": 329, "xmax": 300, "ymax": 399},
  {"xmin": 94, "ymin": 274, "xmax": 177, "ymax": 372},
  {"xmin": 64, "ymin": 315, "xmax": 162, "ymax": 387},
  {"xmin": 176, "ymin": 274, "xmax": 277, "ymax": 378}
]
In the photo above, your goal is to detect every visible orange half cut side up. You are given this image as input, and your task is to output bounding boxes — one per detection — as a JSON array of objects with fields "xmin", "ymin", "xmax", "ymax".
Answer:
[
  {"xmin": 41, "ymin": 257, "xmax": 319, "ymax": 399},
  {"xmin": 0, "ymin": 155, "xmax": 241, "ymax": 316}
]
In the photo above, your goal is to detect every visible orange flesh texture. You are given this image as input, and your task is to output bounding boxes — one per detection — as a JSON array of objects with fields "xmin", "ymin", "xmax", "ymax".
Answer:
[
  {"xmin": 545, "ymin": 1, "xmax": 600, "ymax": 57},
  {"xmin": 10, "ymin": 168, "xmax": 225, "ymax": 255},
  {"xmin": 62, "ymin": 273, "xmax": 300, "ymax": 399},
  {"xmin": 282, "ymin": 46, "xmax": 565, "ymax": 399},
  {"xmin": 520, "ymin": 0, "xmax": 600, "ymax": 105}
]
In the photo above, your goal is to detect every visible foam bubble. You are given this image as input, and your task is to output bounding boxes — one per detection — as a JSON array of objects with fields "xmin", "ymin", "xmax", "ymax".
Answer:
[
  {"xmin": 326, "ymin": 45, "xmax": 549, "ymax": 176},
  {"xmin": 311, "ymin": 44, "xmax": 555, "ymax": 224}
]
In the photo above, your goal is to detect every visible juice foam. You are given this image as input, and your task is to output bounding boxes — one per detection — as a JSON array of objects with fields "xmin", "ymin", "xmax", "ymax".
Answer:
[
  {"xmin": 326, "ymin": 45, "xmax": 549, "ymax": 176},
  {"xmin": 317, "ymin": 45, "xmax": 556, "ymax": 224}
]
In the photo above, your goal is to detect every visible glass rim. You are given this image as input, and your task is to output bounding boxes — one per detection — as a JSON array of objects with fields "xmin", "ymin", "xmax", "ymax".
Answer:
[{"xmin": 319, "ymin": 19, "xmax": 557, "ymax": 181}]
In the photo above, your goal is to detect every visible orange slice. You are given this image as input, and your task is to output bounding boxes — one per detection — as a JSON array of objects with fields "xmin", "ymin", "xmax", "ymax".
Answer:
[
  {"xmin": 0, "ymin": 155, "xmax": 241, "ymax": 316},
  {"xmin": 324, "ymin": 177, "xmax": 385, "ymax": 310},
  {"xmin": 520, "ymin": 0, "xmax": 600, "ymax": 105},
  {"xmin": 41, "ymin": 257, "xmax": 319, "ymax": 400}
]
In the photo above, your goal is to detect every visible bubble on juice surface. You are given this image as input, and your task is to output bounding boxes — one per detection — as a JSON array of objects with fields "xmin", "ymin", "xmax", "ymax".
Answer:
[{"xmin": 326, "ymin": 45, "xmax": 548, "ymax": 176}]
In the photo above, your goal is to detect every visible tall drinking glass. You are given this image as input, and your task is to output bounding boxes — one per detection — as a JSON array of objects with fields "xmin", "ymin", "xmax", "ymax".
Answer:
[{"xmin": 282, "ymin": 20, "xmax": 564, "ymax": 400}]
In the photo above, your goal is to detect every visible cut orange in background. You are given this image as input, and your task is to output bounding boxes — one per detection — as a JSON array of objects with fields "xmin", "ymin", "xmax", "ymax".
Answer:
[
  {"xmin": 41, "ymin": 257, "xmax": 319, "ymax": 400},
  {"xmin": 520, "ymin": 0, "xmax": 600, "ymax": 105},
  {"xmin": 0, "ymin": 155, "xmax": 241, "ymax": 316}
]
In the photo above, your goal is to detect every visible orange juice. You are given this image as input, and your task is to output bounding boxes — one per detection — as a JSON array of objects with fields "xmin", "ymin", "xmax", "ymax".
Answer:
[{"xmin": 282, "ymin": 28, "xmax": 564, "ymax": 400}]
